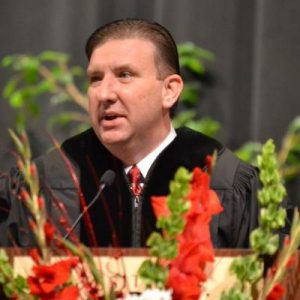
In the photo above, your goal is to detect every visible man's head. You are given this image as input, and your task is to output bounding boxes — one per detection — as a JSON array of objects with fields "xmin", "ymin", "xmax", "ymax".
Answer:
[
  {"xmin": 86, "ymin": 18, "xmax": 180, "ymax": 80},
  {"xmin": 86, "ymin": 19, "xmax": 183, "ymax": 165}
]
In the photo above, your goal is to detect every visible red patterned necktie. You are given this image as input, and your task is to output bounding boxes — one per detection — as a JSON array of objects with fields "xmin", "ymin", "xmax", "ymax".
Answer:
[{"xmin": 128, "ymin": 165, "xmax": 142, "ymax": 198}]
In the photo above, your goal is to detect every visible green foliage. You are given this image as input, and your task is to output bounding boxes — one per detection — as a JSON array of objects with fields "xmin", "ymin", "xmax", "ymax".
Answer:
[
  {"xmin": 172, "ymin": 110, "xmax": 220, "ymax": 137},
  {"xmin": 230, "ymin": 255, "xmax": 263, "ymax": 284},
  {"xmin": 0, "ymin": 249, "xmax": 28, "ymax": 298},
  {"xmin": 173, "ymin": 42, "xmax": 220, "ymax": 137},
  {"xmin": 137, "ymin": 260, "xmax": 169, "ymax": 289},
  {"xmin": 221, "ymin": 288, "xmax": 252, "ymax": 300},
  {"xmin": 138, "ymin": 167, "xmax": 192, "ymax": 288},
  {"xmin": 248, "ymin": 140, "xmax": 286, "ymax": 256},
  {"xmin": 235, "ymin": 117, "xmax": 300, "ymax": 181},
  {"xmin": 280, "ymin": 116, "xmax": 300, "ymax": 180},
  {"xmin": 1, "ymin": 51, "xmax": 87, "ymax": 131},
  {"xmin": 177, "ymin": 42, "xmax": 214, "ymax": 75},
  {"xmin": 222, "ymin": 139, "xmax": 287, "ymax": 299},
  {"xmin": 235, "ymin": 142, "xmax": 263, "ymax": 166}
]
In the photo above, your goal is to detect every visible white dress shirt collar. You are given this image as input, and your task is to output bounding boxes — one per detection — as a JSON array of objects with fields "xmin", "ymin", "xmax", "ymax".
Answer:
[{"xmin": 125, "ymin": 126, "xmax": 177, "ymax": 178}]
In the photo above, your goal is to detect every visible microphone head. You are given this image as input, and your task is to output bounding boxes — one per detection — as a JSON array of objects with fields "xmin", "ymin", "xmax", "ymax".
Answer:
[{"xmin": 100, "ymin": 169, "xmax": 116, "ymax": 187}]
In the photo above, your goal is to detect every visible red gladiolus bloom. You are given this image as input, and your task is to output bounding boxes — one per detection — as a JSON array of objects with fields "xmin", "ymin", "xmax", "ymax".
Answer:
[
  {"xmin": 44, "ymin": 222, "xmax": 55, "ymax": 243},
  {"xmin": 30, "ymin": 163, "xmax": 36, "ymax": 177},
  {"xmin": 165, "ymin": 166, "xmax": 223, "ymax": 300},
  {"xmin": 29, "ymin": 248, "xmax": 40, "ymax": 265},
  {"xmin": 38, "ymin": 196, "xmax": 44, "ymax": 209},
  {"xmin": 286, "ymin": 255, "xmax": 296, "ymax": 268},
  {"xmin": 54, "ymin": 285, "xmax": 79, "ymax": 300},
  {"xmin": 205, "ymin": 155, "xmax": 213, "ymax": 174},
  {"xmin": 151, "ymin": 196, "xmax": 170, "ymax": 218},
  {"xmin": 170, "ymin": 241, "xmax": 210, "ymax": 281},
  {"xmin": 28, "ymin": 257, "xmax": 78, "ymax": 297},
  {"xmin": 266, "ymin": 283, "xmax": 285, "ymax": 300},
  {"xmin": 168, "ymin": 266, "xmax": 201, "ymax": 300}
]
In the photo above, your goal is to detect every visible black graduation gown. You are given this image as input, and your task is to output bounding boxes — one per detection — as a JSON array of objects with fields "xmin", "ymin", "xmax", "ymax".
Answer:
[{"xmin": 0, "ymin": 127, "xmax": 259, "ymax": 248}]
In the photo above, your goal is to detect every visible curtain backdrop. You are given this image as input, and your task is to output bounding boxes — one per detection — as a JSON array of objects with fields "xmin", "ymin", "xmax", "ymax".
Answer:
[{"xmin": 1, "ymin": 1, "xmax": 299, "ymax": 194}]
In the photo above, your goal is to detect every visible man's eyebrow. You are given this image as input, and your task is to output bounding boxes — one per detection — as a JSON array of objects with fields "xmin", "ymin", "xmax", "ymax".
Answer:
[
  {"xmin": 114, "ymin": 63, "xmax": 133, "ymax": 69},
  {"xmin": 87, "ymin": 63, "xmax": 136, "ymax": 75},
  {"xmin": 86, "ymin": 68, "xmax": 100, "ymax": 76}
]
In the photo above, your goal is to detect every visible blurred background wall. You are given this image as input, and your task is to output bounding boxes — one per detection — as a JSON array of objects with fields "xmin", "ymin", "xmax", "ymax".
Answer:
[{"xmin": 0, "ymin": 0, "xmax": 299, "ymax": 177}]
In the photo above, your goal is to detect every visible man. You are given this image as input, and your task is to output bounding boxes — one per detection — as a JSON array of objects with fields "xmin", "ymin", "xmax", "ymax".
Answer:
[{"xmin": 0, "ymin": 19, "xmax": 259, "ymax": 248}]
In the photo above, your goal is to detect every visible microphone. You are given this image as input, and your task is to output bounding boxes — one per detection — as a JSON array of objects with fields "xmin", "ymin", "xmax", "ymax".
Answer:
[{"xmin": 64, "ymin": 169, "xmax": 116, "ymax": 240}]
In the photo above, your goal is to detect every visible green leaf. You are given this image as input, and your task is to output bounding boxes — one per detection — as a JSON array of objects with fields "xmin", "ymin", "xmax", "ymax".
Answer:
[
  {"xmin": 3, "ymin": 78, "xmax": 18, "ymax": 98},
  {"xmin": 51, "ymin": 66, "xmax": 73, "ymax": 84},
  {"xmin": 184, "ymin": 117, "xmax": 220, "ymax": 137},
  {"xmin": 288, "ymin": 116, "xmax": 300, "ymax": 133},
  {"xmin": 22, "ymin": 67, "xmax": 39, "ymax": 84},
  {"xmin": 26, "ymin": 100, "xmax": 40, "ymax": 117},
  {"xmin": 260, "ymin": 206, "xmax": 286, "ymax": 229},
  {"xmin": 178, "ymin": 42, "xmax": 214, "ymax": 61},
  {"xmin": 9, "ymin": 91, "xmax": 24, "ymax": 108},
  {"xmin": 138, "ymin": 260, "xmax": 168, "ymax": 288},
  {"xmin": 221, "ymin": 288, "xmax": 252, "ymax": 300},
  {"xmin": 147, "ymin": 233, "xmax": 178, "ymax": 259},
  {"xmin": 230, "ymin": 255, "xmax": 263, "ymax": 283},
  {"xmin": 180, "ymin": 82, "xmax": 201, "ymax": 105},
  {"xmin": 250, "ymin": 228, "xmax": 279, "ymax": 255},
  {"xmin": 16, "ymin": 56, "xmax": 40, "ymax": 72},
  {"xmin": 35, "ymin": 80, "xmax": 54, "ymax": 94},
  {"xmin": 235, "ymin": 142, "xmax": 262, "ymax": 165},
  {"xmin": 50, "ymin": 93, "xmax": 71, "ymax": 105},
  {"xmin": 172, "ymin": 110, "xmax": 197, "ymax": 127},
  {"xmin": 39, "ymin": 51, "xmax": 69, "ymax": 63},
  {"xmin": 1, "ymin": 55, "xmax": 14, "ymax": 67},
  {"xmin": 71, "ymin": 66, "xmax": 84, "ymax": 76}
]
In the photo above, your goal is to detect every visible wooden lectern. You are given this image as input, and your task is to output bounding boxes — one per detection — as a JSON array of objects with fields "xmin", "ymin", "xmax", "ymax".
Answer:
[{"xmin": 4, "ymin": 248, "xmax": 300, "ymax": 299}]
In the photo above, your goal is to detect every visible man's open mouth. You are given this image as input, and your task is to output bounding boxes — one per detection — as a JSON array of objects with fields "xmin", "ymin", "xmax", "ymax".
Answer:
[{"xmin": 104, "ymin": 115, "xmax": 118, "ymax": 121}]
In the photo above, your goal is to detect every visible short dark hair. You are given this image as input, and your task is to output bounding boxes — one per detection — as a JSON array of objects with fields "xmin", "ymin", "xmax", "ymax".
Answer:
[{"xmin": 85, "ymin": 18, "xmax": 180, "ymax": 79}]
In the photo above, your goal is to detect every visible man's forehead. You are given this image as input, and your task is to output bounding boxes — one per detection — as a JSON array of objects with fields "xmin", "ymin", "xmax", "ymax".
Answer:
[
  {"xmin": 91, "ymin": 37, "xmax": 157, "ymax": 56},
  {"xmin": 87, "ymin": 39, "xmax": 157, "ymax": 69}
]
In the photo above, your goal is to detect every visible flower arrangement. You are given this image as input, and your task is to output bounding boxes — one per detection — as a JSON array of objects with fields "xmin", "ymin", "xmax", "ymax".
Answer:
[
  {"xmin": 1, "ymin": 131, "xmax": 300, "ymax": 300},
  {"xmin": 138, "ymin": 156, "xmax": 223, "ymax": 300}
]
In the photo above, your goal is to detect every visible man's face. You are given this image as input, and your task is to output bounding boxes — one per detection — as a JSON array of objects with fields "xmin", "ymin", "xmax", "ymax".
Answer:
[{"xmin": 87, "ymin": 38, "xmax": 179, "ymax": 159}]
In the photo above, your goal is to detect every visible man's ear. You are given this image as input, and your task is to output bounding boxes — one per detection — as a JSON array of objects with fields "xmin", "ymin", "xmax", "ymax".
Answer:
[{"xmin": 162, "ymin": 74, "xmax": 184, "ymax": 109}]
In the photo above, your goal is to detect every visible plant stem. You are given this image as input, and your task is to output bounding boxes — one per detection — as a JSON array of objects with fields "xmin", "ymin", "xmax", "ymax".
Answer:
[{"xmin": 39, "ymin": 65, "xmax": 88, "ymax": 111}]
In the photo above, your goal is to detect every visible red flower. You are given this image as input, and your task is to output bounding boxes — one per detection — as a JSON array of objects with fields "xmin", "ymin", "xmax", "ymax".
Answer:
[
  {"xmin": 266, "ymin": 283, "xmax": 285, "ymax": 300},
  {"xmin": 30, "ymin": 163, "xmax": 37, "ymax": 177},
  {"xmin": 53, "ymin": 285, "xmax": 79, "ymax": 300},
  {"xmin": 19, "ymin": 188, "xmax": 29, "ymax": 202},
  {"xmin": 29, "ymin": 248, "xmax": 40, "ymax": 265},
  {"xmin": 38, "ymin": 196, "xmax": 44, "ymax": 209},
  {"xmin": 151, "ymin": 196, "xmax": 170, "ymax": 218},
  {"xmin": 170, "ymin": 240, "xmax": 211, "ymax": 282},
  {"xmin": 165, "ymin": 166, "xmax": 223, "ymax": 300},
  {"xmin": 286, "ymin": 255, "xmax": 296, "ymax": 268},
  {"xmin": 167, "ymin": 266, "xmax": 201, "ymax": 300},
  {"xmin": 44, "ymin": 222, "xmax": 55, "ymax": 243},
  {"xmin": 28, "ymin": 257, "xmax": 78, "ymax": 297},
  {"xmin": 205, "ymin": 155, "xmax": 213, "ymax": 174}
]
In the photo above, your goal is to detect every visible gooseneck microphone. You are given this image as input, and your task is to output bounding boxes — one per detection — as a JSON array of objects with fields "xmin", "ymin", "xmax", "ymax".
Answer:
[{"xmin": 63, "ymin": 169, "xmax": 116, "ymax": 240}]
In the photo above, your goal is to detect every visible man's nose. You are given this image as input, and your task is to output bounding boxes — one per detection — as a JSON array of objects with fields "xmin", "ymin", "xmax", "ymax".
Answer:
[{"xmin": 96, "ymin": 76, "xmax": 118, "ymax": 103}]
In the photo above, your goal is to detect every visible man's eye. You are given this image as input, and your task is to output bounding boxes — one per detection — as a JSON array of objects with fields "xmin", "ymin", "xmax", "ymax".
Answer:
[
  {"xmin": 119, "ymin": 71, "xmax": 131, "ymax": 79},
  {"xmin": 89, "ymin": 76, "xmax": 101, "ymax": 83}
]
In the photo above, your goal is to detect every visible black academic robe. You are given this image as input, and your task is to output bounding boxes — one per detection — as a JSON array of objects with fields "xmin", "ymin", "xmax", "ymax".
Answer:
[{"xmin": 0, "ymin": 127, "xmax": 259, "ymax": 248}]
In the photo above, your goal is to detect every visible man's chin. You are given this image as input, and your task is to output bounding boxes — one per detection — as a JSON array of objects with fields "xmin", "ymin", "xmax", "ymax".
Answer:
[{"xmin": 99, "ymin": 132, "xmax": 128, "ymax": 147}]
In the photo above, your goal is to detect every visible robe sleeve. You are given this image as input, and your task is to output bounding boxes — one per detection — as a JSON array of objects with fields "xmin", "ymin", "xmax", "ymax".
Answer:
[
  {"xmin": 210, "ymin": 149, "xmax": 260, "ymax": 248},
  {"xmin": 0, "ymin": 168, "xmax": 35, "ymax": 246}
]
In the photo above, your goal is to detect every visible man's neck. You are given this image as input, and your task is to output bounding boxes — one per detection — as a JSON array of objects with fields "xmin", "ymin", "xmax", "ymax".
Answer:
[
  {"xmin": 107, "ymin": 124, "xmax": 174, "ymax": 166},
  {"xmin": 124, "ymin": 126, "xmax": 176, "ymax": 178}
]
